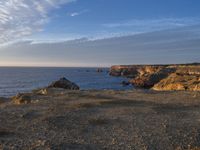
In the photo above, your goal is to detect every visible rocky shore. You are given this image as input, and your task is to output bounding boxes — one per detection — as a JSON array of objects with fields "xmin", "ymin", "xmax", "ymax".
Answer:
[
  {"xmin": 110, "ymin": 63, "xmax": 200, "ymax": 91},
  {"xmin": 0, "ymin": 76, "xmax": 200, "ymax": 149}
]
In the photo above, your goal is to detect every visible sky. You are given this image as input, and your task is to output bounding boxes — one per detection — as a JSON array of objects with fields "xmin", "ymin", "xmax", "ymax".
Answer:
[{"xmin": 0, "ymin": 0, "xmax": 200, "ymax": 67}]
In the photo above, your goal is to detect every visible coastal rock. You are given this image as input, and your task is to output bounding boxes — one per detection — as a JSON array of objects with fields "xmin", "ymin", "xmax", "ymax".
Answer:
[
  {"xmin": 109, "ymin": 65, "xmax": 138, "ymax": 77},
  {"xmin": 153, "ymin": 72, "xmax": 200, "ymax": 91},
  {"xmin": 36, "ymin": 88, "xmax": 66, "ymax": 95},
  {"xmin": 110, "ymin": 65, "xmax": 168, "ymax": 78},
  {"xmin": 130, "ymin": 68, "xmax": 175, "ymax": 88},
  {"xmin": 110, "ymin": 64, "xmax": 200, "ymax": 91},
  {"xmin": 12, "ymin": 93, "xmax": 31, "ymax": 104},
  {"xmin": 48, "ymin": 77, "xmax": 80, "ymax": 90},
  {"xmin": 36, "ymin": 88, "xmax": 48, "ymax": 95},
  {"xmin": 153, "ymin": 83, "xmax": 186, "ymax": 91},
  {"xmin": 130, "ymin": 75, "xmax": 154, "ymax": 88},
  {"xmin": 121, "ymin": 81, "xmax": 130, "ymax": 86}
]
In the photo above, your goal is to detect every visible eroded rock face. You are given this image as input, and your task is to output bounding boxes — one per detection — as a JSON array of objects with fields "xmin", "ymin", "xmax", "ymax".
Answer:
[
  {"xmin": 110, "ymin": 65, "xmax": 169, "ymax": 78},
  {"xmin": 110, "ymin": 65, "xmax": 176, "ymax": 88},
  {"xmin": 48, "ymin": 77, "xmax": 80, "ymax": 90},
  {"xmin": 129, "ymin": 68, "xmax": 176, "ymax": 88},
  {"xmin": 153, "ymin": 72, "xmax": 200, "ymax": 91},
  {"xmin": 110, "ymin": 64, "xmax": 200, "ymax": 91},
  {"xmin": 12, "ymin": 93, "xmax": 31, "ymax": 104},
  {"xmin": 130, "ymin": 75, "xmax": 157, "ymax": 88},
  {"xmin": 110, "ymin": 65, "xmax": 139, "ymax": 77}
]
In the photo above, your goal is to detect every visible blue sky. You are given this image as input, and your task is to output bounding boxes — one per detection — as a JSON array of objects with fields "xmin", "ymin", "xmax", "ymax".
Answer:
[
  {"xmin": 33, "ymin": 0, "xmax": 200, "ymax": 41},
  {"xmin": 0, "ymin": 0, "xmax": 200, "ymax": 66}
]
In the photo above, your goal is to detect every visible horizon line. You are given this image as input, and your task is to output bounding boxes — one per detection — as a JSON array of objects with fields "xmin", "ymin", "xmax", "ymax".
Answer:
[
  {"xmin": 0, "ymin": 65, "xmax": 110, "ymax": 68},
  {"xmin": 0, "ymin": 62, "xmax": 199, "ymax": 68}
]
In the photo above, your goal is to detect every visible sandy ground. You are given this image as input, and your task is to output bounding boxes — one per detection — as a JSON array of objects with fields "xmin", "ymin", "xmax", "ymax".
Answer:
[{"xmin": 0, "ymin": 89, "xmax": 200, "ymax": 150}]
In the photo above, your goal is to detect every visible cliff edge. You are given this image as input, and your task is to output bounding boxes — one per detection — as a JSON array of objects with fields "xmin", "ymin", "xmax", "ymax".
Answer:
[{"xmin": 110, "ymin": 63, "xmax": 200, "ymax": 91}]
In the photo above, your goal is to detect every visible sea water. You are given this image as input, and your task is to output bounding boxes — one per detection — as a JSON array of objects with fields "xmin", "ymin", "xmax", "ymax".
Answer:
[{"xmin": 0, "ymin": 67, "xmax": 132, "ymax": 97}]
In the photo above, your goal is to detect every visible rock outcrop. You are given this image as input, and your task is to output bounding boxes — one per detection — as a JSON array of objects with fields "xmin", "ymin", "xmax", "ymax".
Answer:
[
  {"xmin": 35, "ymin": 88, "xmax": 66, "ymax": 95},
  {"xmin": 121, "ymin": 81, "xmax": 130, "ymax": 86},
  {"xmin": 12, "ymin": 78, "xmax": 80, "ymax": 104},
  {"xmin": 48, "ymin": 77, "xmax": 80, "ymax": 90},
  {"xmin": 153, "ymin": 68, "xmax": 200, "ymax": 91},
  {"xmin": 110, "ymin": 65, "xmax": 167, "ymax": 78},
  {"xmin": 12, "ymin": 93, "xmax": 32, "ymax": 104},
  {"xmin": 129, "ymin": 67, "xmax": 176, "ymax": 88},
  {"xmin": 110, "ymin": 64, "xmax": 200, "ymax": 91}
]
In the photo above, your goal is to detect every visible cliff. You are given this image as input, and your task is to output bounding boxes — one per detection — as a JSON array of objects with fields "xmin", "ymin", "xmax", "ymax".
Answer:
[{"xmin": 110, "ymin": 64, "xmax": 200, "ymax": 91}]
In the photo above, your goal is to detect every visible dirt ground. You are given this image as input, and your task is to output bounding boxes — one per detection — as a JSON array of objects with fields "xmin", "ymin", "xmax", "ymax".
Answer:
[{"xmin": 0, "ymin": 89, "xmax": 200, "ymax": 150}]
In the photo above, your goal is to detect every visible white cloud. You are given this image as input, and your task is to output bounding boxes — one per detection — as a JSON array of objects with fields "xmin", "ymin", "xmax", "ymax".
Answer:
[
  {"xmin": 1, "ymin": 25, "xmax": 200, "ymax": 66},
  {"xmin": 0, "ymin": 0, "xmax": 76, "ymax": 44},
  {"xmin": 70, "ymin": 12, "xmax": 79, "ymax": 17},
  {"xmin": 103, "ymin": 18, "xmax": 200, "ymax": 31},
  {"xmin": 69, "ymin": 9, "xmax": 89, "ymax": 17}
]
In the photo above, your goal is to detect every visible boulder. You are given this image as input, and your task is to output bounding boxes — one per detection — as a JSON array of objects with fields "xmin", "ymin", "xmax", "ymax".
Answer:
[
  {"xmin": 48, "ymin": 77, "xmax": 79, "ymax": 90},
  {"xmin": 121, "ymin": 81, "xmax": 130, "ymax": 86},
  {"xmin": 12, "ymin": 93, "xmax": 31, "ymax": 104}
]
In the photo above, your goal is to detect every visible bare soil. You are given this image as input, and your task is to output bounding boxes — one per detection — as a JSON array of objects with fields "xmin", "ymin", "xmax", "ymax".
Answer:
[{"xmin": 0, "ymin": 89, "xmax": 200, "ymax": 150}]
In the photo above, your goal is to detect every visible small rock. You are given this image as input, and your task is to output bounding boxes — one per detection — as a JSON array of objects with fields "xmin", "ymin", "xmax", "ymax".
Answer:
[
  {"xmin": 36, "ymin": 88, "xmax": 48, "ymax": 95},
  {"xmin": 36, "ymin": 88, "xmax": 65, "ymax": 95},
  {"xmin": 97, "ymin": 68, "xmax": 103, "ymax": 73},
  {"xmin": 121, "ymin": 81, "xmax": 130, "ymax": 86},
  {"xmin": 12, "ymin": 93, "xmax": 31, "ymax": 104}
]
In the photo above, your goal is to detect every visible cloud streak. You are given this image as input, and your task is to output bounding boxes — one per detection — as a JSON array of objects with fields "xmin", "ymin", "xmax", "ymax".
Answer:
[
  {"xmin": 103, "ymin": 18, "xmax": 200, "ymax": 32},
  {"xmin": 0, "ymin": 0, "xmax": 76, "ymax": 44},
  {"xmin": 1, "ymin": 25, "xmax": 200, "ymax": 66},
  {"xmin": 68, "ymin": 9, "xmax": 89, "ymax": 17}
]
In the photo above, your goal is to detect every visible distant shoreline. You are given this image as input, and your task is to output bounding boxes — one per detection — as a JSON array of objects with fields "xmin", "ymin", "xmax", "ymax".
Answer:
[{"xmin": 0, "ymin": 62, "xmax": 199, "ymax": 68}]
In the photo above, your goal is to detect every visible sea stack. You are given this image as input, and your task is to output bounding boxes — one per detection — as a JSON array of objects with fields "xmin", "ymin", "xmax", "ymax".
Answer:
[{"xmin": 48, "ymin": 77, "xmax": 80, "ymax": 90}]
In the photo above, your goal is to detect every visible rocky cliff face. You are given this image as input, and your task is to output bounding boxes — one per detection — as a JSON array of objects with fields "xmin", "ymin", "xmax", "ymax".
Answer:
[
  {"xmin": 110, "ymin": 65, "xmax": 167, "ymax": 77},
  {"xmin": 110, "ymin": 64, "xmax": 200, "ymax": 91},
  {"xmin": 153, "ymin": 67, "xmax": 200, "ymax": 91}
]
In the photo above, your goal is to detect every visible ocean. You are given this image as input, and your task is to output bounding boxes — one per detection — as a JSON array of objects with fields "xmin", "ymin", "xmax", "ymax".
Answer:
[{"xmin": 0, "ymin": 67, "xmax": 132, "ymax": 97}]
